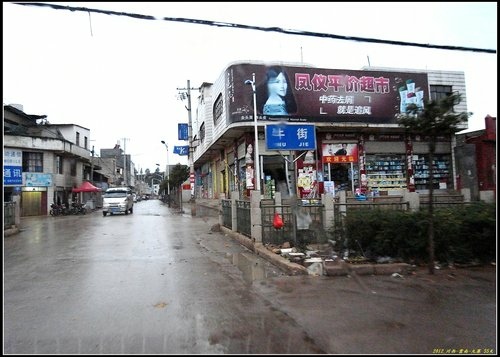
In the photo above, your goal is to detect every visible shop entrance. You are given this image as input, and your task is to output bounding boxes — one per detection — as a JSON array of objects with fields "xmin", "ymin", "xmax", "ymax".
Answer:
[
  {"xmin": 323, "ymin": 163, "xmax": 358, "ymax": 193},
  {"xmin": 262, "ymin": 155, "xmax": 289, "ymax": 197}
]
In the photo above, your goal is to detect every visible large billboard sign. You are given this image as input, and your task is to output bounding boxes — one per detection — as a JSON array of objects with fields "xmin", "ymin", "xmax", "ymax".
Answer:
[{"xmin": 225, "ymin": 63, "xmax": 428, "ymax": 125}]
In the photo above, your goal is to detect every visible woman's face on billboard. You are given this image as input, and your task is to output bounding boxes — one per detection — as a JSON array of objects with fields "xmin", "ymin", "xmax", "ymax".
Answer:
[{"xmin": 267, "ymin": 72, "xmax": 288, "ymax": 97}]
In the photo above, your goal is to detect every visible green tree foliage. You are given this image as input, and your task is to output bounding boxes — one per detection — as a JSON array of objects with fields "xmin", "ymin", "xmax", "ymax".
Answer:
[
  {"xmin": 397, "ymin": 92, "xmax": 471, "ymax": 274},
  {"xmin": 333, "ymin": 203, "xmax": 495, "ymax": 265},
  {"xmin": 162, "ymin": 163, "xmax": 189, "ymax": 193}
]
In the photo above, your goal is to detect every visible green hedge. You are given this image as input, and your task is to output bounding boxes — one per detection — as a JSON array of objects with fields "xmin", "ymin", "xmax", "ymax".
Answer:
[{"xmin": 329, "ymin": 202, "xmax": 496, "ymax": 265}]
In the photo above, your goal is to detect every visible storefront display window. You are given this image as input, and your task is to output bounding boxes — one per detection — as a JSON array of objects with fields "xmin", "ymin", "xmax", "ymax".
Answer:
[
  {"xmin": 365, "ymin": 155, "xmax": 406, "ymax": 192},
  {"xmin": 413, "ymin": 154, "xmax": 451, "ymax": 190}
]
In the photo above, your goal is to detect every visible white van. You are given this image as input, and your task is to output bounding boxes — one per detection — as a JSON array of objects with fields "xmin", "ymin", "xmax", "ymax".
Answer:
[{"xmin": 102, "ymin": 187, "xmax": 134, "ymax": 216}]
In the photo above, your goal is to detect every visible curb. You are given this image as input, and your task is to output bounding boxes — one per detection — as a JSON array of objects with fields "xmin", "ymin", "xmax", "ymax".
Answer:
[
  {"xmin": 325, "ymin": 261, "xmax": 411, "ymax": 276},
  {"xmin": 4, "ymin": 226, "xmax": 20, "ymax": 237},
  {"xmin": 220, "ymin": 226, "xmax": 308, "ymax": 275},
  {"xmin": 219, "ymin": 225, "xmax": 412, "ymax": 277}
]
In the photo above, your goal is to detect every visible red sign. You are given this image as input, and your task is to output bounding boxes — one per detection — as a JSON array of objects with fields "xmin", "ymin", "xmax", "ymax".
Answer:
[{"xmin": 321, "ymin": 143, "xmax": 358, "ymax": 163}]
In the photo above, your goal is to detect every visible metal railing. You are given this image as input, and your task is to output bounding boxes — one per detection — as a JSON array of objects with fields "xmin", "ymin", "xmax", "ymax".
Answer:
[
  {"xmin": 260, "ymin": 201, "xmax": 325, "ymax": 246},
  {"xmin": 221, "ymin": 199, "xmax": 232, "ymax": 229},
  {"xmin": 236, "ymin": 200, "xmax": 251, "ymax": 237}
]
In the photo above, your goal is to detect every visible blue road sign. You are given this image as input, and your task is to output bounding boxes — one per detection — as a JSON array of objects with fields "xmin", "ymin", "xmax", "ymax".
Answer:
[
  {"xmin": 174, "ymin": 145, "xmax": 189, "ymax": 155},
  {"xmin": 178, "ymin": 123, "xmax": 188, "ymax": 140},
  {"xmin": 265, "ymin": 124, "xmax": 316, "ymax": 150}
]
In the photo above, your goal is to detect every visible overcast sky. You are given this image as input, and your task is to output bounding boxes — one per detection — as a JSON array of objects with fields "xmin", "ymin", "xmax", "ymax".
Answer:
[{"xmin": 3, "ymin": 2, "xmax": 497, "ymax": 173}]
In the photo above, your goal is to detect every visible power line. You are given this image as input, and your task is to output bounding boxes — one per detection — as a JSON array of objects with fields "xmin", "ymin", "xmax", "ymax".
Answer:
[{"xmin": 12, "ymin": 2, "xmax": 496, "ymax": 54}]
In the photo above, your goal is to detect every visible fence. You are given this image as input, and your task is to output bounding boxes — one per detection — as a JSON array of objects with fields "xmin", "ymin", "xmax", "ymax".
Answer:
[
  {"xmin": 260, "ymin": 201, "xmax": 325, "ymax": 246},
  {"xmin": 221, "ymin": 199, "xmax": 232, "ymax": 229},
  {"xmin": 221, "ymin": 199, "xmax": 252, "ymax": 237},
  {"xmin": 218, "ymin": 191, "xmax": 467, "ymax": 248},
  {"xmin": 236, "ymin": 200, "xmax": 251, "ymax": 237}
]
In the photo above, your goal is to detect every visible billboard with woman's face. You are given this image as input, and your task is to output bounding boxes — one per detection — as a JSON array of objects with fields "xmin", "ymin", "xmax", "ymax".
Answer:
[{"xmin": 225, "ymin": 63, "xmax": 428, "ymax": 125}]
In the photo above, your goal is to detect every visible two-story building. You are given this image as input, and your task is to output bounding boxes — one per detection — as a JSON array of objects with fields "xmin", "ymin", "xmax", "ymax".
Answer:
[
  {"xmin": 189, "ymin": 61, "xmax": 470, "ymax": 200},
  {"xmin": 4, "ymin": 104, "xmax": 99, "ymax": 216}
]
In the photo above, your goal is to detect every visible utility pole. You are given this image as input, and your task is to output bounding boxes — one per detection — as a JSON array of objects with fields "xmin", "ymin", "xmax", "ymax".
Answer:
[
  {"xmin": 177, "ymin": 80, "xmax": 199, "ymax": 216},
  {"xmin": 122, "ymin": 138, "xmax": 129, "ymax": 187},
  {"xmin": 90, "ymin": 145, "xmax": 94, "ymax": 182}
]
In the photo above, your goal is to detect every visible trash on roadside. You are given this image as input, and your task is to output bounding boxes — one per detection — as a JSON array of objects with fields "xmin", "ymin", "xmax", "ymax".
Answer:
[
  {"xmin": 391, "ymin": 273, "xmax": 404, "ymax": 279},
  {"xmin": 306, "ymin": 261, "xmax": 324, "ymax": 276}
]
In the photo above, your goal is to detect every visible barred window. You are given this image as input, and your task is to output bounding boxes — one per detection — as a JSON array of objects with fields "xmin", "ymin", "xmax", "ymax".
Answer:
[
  {"xmin": 22, "ymin": 152, "xmax": 43, "ymax": 172},
  {"xmin": 55, "ymin": 155, "xmax": 63, "ymax": 174}
]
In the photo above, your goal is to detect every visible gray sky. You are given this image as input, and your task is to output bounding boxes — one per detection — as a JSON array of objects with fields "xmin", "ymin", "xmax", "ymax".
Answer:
[{"xmin": 3, "ymin": 2, "xmax": 497, "ymax": 173}]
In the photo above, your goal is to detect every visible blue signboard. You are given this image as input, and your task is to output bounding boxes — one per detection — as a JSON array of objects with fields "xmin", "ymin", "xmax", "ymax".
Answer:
[
  {"xmin": 4, "ymin": 166, "xmax": 23, "ymax": 185},
  {"xmin": 178, "ymin": 123, "xmax": 188, "ymax": 140},
  {"xmin": 265, "ymin": 124, "xmax": 316, "ymax": 150},
  {"xmin": 173, "ymin": 145, "xmax": 189, "ymax": 156},
  {"xmin": 3, "ymin": 148, "xmax": 23, "ymax": 186}
]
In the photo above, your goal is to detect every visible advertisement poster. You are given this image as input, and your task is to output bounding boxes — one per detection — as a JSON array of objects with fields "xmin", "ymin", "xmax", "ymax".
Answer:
[
  {"xmin": 322, "ymin": 143, "xmax": 358, "ymax": 163},
  {"xmin": 245, "ymin": 166, "xmax": 254, "ymax": 189},
  {"xmin": 324, "ymin": 180, "xmax": 335, "ymax": 195}
]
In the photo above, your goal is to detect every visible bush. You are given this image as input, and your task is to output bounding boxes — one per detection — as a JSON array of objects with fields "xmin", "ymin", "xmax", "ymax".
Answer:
[{"xmin": 328, "ymin": 203, "xmax": 496, "ymax": 265}]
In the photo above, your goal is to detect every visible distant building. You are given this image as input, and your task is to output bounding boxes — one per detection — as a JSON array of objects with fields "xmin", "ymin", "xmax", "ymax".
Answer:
[
  {"xmin": 3, "ymin": 104, "xmax": 101, "ymax": 216},
  {"xmin": 455, "ymin": 115, "xmax": 496, "ymax": 202}
]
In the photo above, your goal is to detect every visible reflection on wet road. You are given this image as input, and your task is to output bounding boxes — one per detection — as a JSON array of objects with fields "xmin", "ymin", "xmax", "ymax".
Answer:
[{"xmin": 4, "ymin": 199, "xmax": 496, "ymax": 354}]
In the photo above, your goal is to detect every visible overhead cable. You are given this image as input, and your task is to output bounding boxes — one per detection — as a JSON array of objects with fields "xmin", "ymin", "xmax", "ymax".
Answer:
[{"xmin": 12, "ymin": 2, "xmax": 496, "ymax": 54}]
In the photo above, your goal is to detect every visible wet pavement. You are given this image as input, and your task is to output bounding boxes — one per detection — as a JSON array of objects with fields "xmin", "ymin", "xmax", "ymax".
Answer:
[{"xmin": 3, "ymin": 199, "xmax": 497, "ymax": 354}]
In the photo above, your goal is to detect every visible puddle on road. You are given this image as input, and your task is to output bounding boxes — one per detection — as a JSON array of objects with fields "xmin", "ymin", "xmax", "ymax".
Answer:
[{"xmin": 228, "ymin": 252, "xmax": 283, "ymax": 284}]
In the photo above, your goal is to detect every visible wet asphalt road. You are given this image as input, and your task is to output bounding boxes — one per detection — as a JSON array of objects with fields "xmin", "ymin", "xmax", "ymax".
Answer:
[{"xmin": 4, "ymin": 199, "xmax": 497, "ymax": 354}]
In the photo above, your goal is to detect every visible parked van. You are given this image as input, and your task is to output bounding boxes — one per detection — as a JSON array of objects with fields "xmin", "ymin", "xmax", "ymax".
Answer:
[{"xmin": 102, "ymin": 187, "xmax": 134, "ymax": 216}]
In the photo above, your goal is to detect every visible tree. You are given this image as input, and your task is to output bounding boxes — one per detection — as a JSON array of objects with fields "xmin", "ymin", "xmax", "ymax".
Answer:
[
  {"xmin": 161, "ymin": 164, "xmax": 189, "ymax": 205},
  {"xmin": 166, "ymin": 164, "xmax": 189, "ymax": 189},
  {"xmin": 398, "ymin": 92, "xmax": 470, "ymax": 274}
]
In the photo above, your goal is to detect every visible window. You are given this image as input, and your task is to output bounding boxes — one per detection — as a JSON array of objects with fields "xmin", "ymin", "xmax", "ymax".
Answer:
[
  {"xmin": 55, "ymin": 155, "xmax": 63, "ymax": 174},
  {"xmin": 22, "ymin": 152, "xmax": 43, "ymax": 172},
  {"xmin": 76, "ymin": 132, "xmax": 80, "ymax": 146},
  {"xmin": 430, "ymin": 85, "xmax": 452, "ymax": 102},
  {"xmin": 84, "ymin": 136, "xmax": 88, "ymax": 149},
  {"xmin": 70, "ymin": 158, "xmax": 77, "ymax": 176},
  {"xmin": 199, "ymin": 123, "xmax": 206, "ymax": 143},
  {"xmin": 213, "ymin": 94, "xmax": 223, "ymax": 124}
]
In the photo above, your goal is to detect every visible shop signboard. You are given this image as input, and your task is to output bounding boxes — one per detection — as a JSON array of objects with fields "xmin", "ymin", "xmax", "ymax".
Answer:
[{"xmin": 4, "ymin": 148, "xmax": 23, "ymax": 186}]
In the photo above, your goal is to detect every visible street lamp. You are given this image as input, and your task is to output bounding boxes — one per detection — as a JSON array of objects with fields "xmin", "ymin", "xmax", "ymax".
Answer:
[
  {"xmin": 160, "ymin": 140, "xmax": 170, "ymax": 196},
  {"xmin": 245, "ymin": 73, "xmax": 261, "ymax": 192}
]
